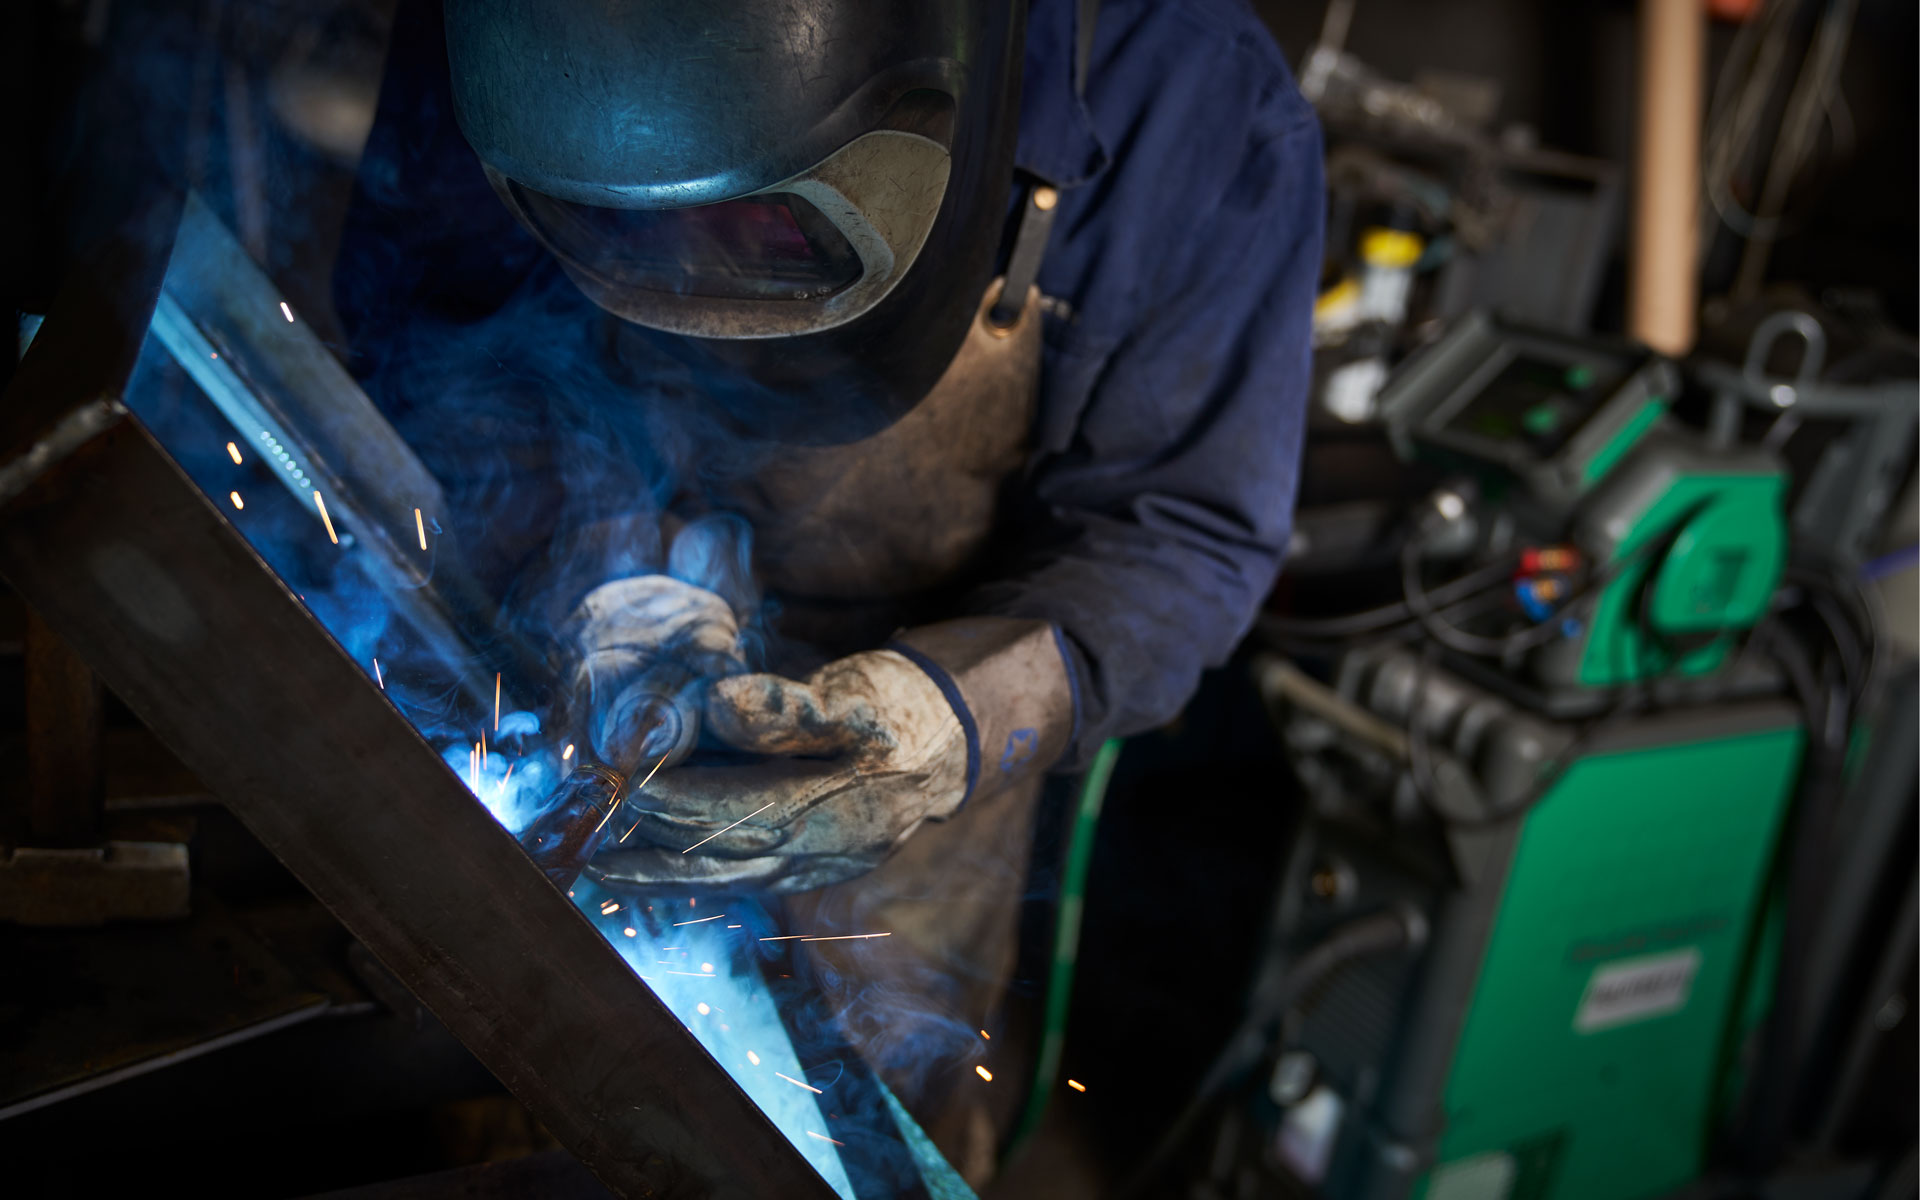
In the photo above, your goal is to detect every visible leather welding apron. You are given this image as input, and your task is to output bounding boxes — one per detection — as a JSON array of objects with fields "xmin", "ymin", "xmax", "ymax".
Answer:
[{"xmin": 720, "ymin": 283, "xmax": 1049, "ymax": 1181}]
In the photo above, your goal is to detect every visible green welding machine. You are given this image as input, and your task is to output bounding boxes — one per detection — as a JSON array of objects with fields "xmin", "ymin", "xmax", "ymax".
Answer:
[{"xmin": 1243, "ymin": 313, "xmax": 1836, "ymax": 1200}]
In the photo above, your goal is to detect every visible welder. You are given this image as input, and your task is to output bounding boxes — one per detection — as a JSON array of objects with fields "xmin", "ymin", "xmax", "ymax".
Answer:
[{"xmin": 335, "ymin": 0, "xmax": 1322, "ymax": 1171}]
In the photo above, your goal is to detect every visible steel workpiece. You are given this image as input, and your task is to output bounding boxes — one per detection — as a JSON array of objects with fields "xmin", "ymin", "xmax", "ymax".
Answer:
[{"xmin": 0, "ymin": 196, "xmax": 843, "ymax": 1199}]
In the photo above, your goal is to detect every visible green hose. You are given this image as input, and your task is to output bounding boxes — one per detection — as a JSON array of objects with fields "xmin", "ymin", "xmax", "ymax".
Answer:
[{"xmin": 1009, "ymin": 738, "xmax": 1123, "ymax": 1153}]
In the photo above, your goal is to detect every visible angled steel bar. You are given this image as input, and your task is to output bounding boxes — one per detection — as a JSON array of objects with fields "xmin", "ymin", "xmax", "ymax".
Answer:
[{"xmin": 0, "ymin": 199, "xmax": 838, "ymax": 1200}]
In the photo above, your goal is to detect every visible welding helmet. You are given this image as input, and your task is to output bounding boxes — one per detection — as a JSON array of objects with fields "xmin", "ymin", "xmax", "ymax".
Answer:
[{"xmin": 443, "ymin": 0, "xmax": 1027, "ymax": 443}]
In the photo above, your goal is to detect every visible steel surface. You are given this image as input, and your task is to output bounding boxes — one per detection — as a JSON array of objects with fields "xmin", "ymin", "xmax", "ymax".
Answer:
[{"xmin": 0, "ymin": 199, "xmax": 839, "ymax": 1199}]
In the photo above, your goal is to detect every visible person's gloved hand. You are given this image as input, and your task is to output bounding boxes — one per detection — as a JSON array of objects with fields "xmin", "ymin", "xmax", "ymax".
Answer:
[
  {"xmin": 588, "ymin": 617, "xmax": 1075, "ymax": 893},
  {"xmin": 567, "ymin": 573, "xmax": 747, "ymax": 770}
]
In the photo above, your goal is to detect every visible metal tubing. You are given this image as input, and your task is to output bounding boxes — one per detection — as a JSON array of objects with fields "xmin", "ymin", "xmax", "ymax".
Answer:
[
  {"xmin": 0, "ymin": 200, "xmax": 837, "ymax": 1199},
  {"xmin": 1629, "ymin": 0, "xmax": 1704, "ymax": 354}
]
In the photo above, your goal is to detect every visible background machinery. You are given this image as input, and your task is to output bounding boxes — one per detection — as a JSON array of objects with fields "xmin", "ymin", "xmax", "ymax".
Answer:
[{"xmin": 1139, "ymin": 311, "xmax": 1913, "ymax": 1200}]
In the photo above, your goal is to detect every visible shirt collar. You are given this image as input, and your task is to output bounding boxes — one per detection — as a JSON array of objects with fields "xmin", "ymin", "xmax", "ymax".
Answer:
[{"xmin": 1014, "ymin": 0, "xmax": 1110, "ymax": 187}]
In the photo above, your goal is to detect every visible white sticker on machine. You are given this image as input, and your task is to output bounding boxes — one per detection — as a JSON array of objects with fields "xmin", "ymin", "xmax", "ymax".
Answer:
[{"xmin": 1574, "ymin": 946, "xmax": 1701, "ymax": 1033}]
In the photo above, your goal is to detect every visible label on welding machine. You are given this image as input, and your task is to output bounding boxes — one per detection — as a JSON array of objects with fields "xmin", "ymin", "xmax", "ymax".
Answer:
[{"xmin": 1573, "ymin": 946, "xmax": 1700, "ymax": 1033}]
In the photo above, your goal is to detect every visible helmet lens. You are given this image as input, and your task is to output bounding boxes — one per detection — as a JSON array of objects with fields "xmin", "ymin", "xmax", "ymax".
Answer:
[{"xmin": 511, "ymin": 185, "xmax": 863, "ymax": 302}]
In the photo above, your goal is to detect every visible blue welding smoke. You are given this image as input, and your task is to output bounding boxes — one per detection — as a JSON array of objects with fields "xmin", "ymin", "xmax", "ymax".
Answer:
[{"xmin": 98, "ymin": 7, "xmax": 993, "ymax": 1192}]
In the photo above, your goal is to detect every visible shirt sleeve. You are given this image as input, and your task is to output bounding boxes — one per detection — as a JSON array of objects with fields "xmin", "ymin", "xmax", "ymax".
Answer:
[{"xmin": 967, "ymin": 97, "xmax": 1324, "ymax": 770}]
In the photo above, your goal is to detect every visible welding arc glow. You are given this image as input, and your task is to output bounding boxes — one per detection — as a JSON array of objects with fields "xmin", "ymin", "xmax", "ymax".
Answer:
[
  {"xmin": 313, "ymin": 491, "xmax": 339, "ymax": 544},
  {"xmin": 226, "ymin": 441, "xmax": 242, "ymax": 464},
  {"xmin": 682, "ymin": 799, "xmax": 780, "ymax": 854},
  {"xmin": 229, "ymin": 491, "xmax": 244, "ymax": 510},
  {"xmin": 414, "ymin": 507, "xmax": 427, "ymax": 550},
  {"xmin": 776, "ymin": 1072, "xmax": 824, "ymax": 1095}
]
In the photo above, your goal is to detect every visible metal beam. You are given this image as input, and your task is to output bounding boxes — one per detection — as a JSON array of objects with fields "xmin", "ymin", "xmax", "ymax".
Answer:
[{"xmin": 0, "ymin": 199, "xmax": 838, "ymax": 1199}]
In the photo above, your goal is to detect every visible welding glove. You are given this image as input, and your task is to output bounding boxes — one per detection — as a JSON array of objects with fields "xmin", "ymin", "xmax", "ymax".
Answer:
[
  {"xmin": 567, "ymin": 574, "xmax": 747, "ymax": 769},
  {"xmin": 588, "ymin": 617, "xmax": 1076, "ymax": 893}
]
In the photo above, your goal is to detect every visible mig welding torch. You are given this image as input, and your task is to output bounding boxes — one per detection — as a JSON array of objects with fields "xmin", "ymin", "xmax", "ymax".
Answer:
[{"xmin": 516, "ymin": 654, "xmax": 708, "ymax": 889}]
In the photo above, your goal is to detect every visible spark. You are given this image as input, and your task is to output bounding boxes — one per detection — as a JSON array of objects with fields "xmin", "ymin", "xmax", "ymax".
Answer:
[
  {"xmin": 597, "ymin": 751, "xmax": 670, "ymax": 836},
  {"xmin": 747, "ymin": 1051, "xmax": 761, "ymax": 1066},
  {"xmin": 776, "ymin": 1072, "xmax": 823, "ymax": 1095},
  {"xmin": 695, "ymin": 1003, "xmax": 710, "ymax": 1015},
  {"xmin": 700, "ymin": 962, "xmax": 714, "ymax": 973},
  {"xmin": 634, "ymin": 753, "xmax": 669, "ymax": 791},
  {"xmin": 600, "ymin": 900, "xmax": 620, "ymax": 915},
  {"xmin": 672, "ymin": 914, "xmax": 725, "ymax": 926},
  {"xmin": 480, "ymin": 734, "xmax": 486, "ymax": 767},
  {"xmin": 623, "ymin": 927, "xmax": 636, "ymax": 937},
  {"xmin": 210, "ymin": 352, "xmax": 218, "ymax": 359},
  {"xmin": 562, "ymin": 743, "xmax": 574, "ymax": 761},
  {"xmin": 494, "ymin": 673, "xmax": 500, "ymax": 731},
  {"xmin": 806, "ymin": 1132, "xmax": 846, "ymax": 1147},
  {"xmin": 495, "ymin": 762, "xmax": 513, "ymax": 801},
  {"xmin": 279, "ymin": 301, "xmax": 294, "ymax": 322},
  {"xmin": 980, "ymin": 1030, "xmax": 990, "ymax": 1040},
  {"xmin": 800, "ymin": 933, "xmax": 893, "ymax": 943},
  {"xmin": 314, "ymin": 492, "xmax": 338, "ymax": 544},
  {"xmin": 373, "ymin": 658, "xmax": 384, "ymax": 689},
  {"xmin": 619, "ymin": 814, "xmax": 646, "ymax": 843},
  {"xmin": 414, "ymin": 507, "xmax": 427, "ymax": 550},
  {"xmin": 226, "ymin": 441, "xmax": 242, "ymax": 464},
  {"xmin": 726, "ymin": 924, "xmax": 742, "ymax": 929},
  {"xmin": 682, "ymin": 799, "xmax": 780, "ymax": 854},
  {"xmin": 975, "ymin": 1066, "xmax": 993, "ymax": 1082},
  {"xmin": 1068, "ymin": 1079, "xmax": 1086, "ymax": 1093},
  {"xmin": 229, "ymin": 491, "xmax": 244, "ymax": 510},
  {"xmin": 759, "ymin": 935, "xmax": 808, "ymax": 942},
  {"xmin": 662, "ymin": 971, "xmax": 713, "ymax": 978}
]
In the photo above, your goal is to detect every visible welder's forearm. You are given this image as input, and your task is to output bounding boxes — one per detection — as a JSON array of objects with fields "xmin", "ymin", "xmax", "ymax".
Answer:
[{"xmin": 965, "ymin": 521, "xmax": 1286, "ymax": 769}]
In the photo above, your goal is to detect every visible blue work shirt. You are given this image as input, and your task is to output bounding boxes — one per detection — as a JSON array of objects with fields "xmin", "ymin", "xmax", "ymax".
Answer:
[
  {"xmin": 987, "ymin": 0, "xmax": 1323, "ymax": 765},
  {"xmin": 336, "ymin": 0, "xmax": 1322, "ymax": 771}
]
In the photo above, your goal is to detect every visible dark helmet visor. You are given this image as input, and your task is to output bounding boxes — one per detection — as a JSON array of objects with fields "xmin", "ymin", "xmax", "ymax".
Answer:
[{"xmin": 509, "ymin": 185, "xmax": 864, "ymax": 303}]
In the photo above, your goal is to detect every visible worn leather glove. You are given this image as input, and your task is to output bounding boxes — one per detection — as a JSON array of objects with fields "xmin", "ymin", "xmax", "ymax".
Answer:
[
  {"xmin": 566, "ymin": 574, "xmax": 747, "ymax": 770},
  {"xmin": 588, "ymin": 617, "xmax": 1075, "ymax": 893}
]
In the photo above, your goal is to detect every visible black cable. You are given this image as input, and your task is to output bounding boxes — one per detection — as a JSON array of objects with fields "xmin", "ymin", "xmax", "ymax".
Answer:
[
  {"xmin": 1726, "ymin": 613, "xmax": 1852, "ymax": 1172},
  {"xmin": 1261, "ymin": 555, "xmax": 1516, "ymax": 639},
  {"xmin": 1118, "ymin": 907, "xmax": 1428, "ymax": 1200}
]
